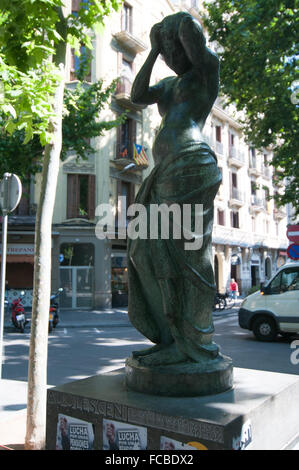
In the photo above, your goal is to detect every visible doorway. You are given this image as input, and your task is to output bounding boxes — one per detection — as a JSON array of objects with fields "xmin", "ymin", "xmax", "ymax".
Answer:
[
  {"xmin": 60, "ymin": 266, "xmax": 94, "ymax": 309},
  {"xmin": 251, "ymin": 265, "xmax": 259, "ymax": 288}
]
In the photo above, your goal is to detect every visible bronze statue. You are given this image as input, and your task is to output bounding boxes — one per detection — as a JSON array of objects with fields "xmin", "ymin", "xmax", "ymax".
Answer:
[{"xmin": 126, "ymin": 12, "xmax": 233, "ymax": 395}]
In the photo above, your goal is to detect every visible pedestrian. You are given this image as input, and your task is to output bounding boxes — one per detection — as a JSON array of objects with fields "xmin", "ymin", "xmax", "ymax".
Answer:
[{"xmin": 229, "ymin": 278, "xmax": 239, "ymax": 301}]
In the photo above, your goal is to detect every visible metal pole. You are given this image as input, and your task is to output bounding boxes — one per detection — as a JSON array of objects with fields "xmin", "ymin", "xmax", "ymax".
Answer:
[{"xmin": 0, "ymin": 211, "xmax": 8, "ymax": 379}]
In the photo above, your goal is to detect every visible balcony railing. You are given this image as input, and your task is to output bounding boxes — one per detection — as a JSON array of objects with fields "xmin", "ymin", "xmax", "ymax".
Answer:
[
  {"xmin": 249, "ymin": 158, "xmax": 261, "ymax": 175},
  {"xmin": 216, "ymin": 141, "xmax": 223, "ymax": 155},
  {"xmin": 262, "ymin": 165, "xmax": 271, "ymax": 179},
  {"xmin": 116, "ymin": 76, "xmax": 132, "ymax": 96},
  {"xmin": 115, "ymin": 76, "xmax": 145, "ymax": 110},
  {"xmin": 113, "ymin": 30, "xmax": 147, "ymax": 55},
  {"xmin": 228, "ymin": 147, "xmax": 245, "ymax": 166},
  {"xmin": 251, "ymin": 195, "xmax": 266, "ymax": 209},
  {"xmin": 230, "ymin": 188, "xmax": 244, "ymax": 202}
]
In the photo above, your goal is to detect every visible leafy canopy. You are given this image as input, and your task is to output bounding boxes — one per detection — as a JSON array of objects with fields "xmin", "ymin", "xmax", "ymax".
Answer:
[
  {"xmin": 204, "ymin": 0, "xmax": 299, "ymax": 213},
  {"xmin": 0, "ymin": 0, "xmax": 122, "ymax": 144}
]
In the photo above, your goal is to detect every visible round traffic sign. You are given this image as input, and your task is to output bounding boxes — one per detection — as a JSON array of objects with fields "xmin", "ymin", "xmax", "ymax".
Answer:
[
  {"xmin": 287, "ymin": 243, "xmax": 299, "ymax": 260},
  {"xmin": 287, "ymin": 225, "xmax": 299, "ymax": 244},
  {"xmin": 0, "ymin": 173, "xmax": 22, "ymax": 214}
]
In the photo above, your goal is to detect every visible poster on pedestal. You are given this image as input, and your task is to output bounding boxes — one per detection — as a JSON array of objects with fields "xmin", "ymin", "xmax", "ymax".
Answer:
[
  {"xmin": 56, "ymin": 414, "xmax": 95, "ymax": 450},
  {"xmin": 103, "ymin": 419, "xmax": 147, "ymax": 450}
]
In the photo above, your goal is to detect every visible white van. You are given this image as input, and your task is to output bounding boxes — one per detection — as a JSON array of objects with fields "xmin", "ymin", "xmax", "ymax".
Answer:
[{"xmin": 238, "ymin": 261, "xmax": 299, "ymax": 341}]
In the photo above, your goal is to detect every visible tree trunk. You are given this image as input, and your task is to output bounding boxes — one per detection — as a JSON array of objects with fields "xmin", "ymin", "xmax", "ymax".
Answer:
[{"xmin": 25, "ymin": 4, "xmax": 68, "ymax": 448}]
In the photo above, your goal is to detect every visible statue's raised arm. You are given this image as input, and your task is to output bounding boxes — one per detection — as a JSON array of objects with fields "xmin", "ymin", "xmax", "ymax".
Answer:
[{"xmin": 178, "ymin": 15, "xmax": 219, "ymax": 75}]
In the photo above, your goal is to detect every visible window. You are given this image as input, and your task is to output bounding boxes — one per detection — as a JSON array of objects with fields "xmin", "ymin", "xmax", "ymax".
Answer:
[
  {"xmin": 231, "ymin": 211, "xmax": 239, "ymax": 228},
  {"xmin": 268, "ymin": 268, "xmax": 299, "ymax": 294},
  {"xmin": 13, "ymin": 181, "xmax": 30, "ymax": 216},
  {"xmin": 229, "ymin": 132, "xmax": 235, "ymax": 147},
  {"xmin": 121, "ymin": 3, "xmax": 132, "ymax": 33},
  {"xmin": 217, "ymin": 209, "xmax": 225, "ymax": 226},
  {"xmin": 70, "ymin": 45, "xmax": 91, "ymax": 82},
  {"xmin": 60, "ymin": 243, "xmax": 94, "ymax": 266},
  {"xmin": 117, "ymin": 57, "xmax": 134, "ymax": 95},
  {"xmin": 281, "ymin": 268, "xmax": 299, "ymax": 291},
  {"xmin": 231, "ymin": 172, "xmax": 237, "ymax": 188},
  {"xmin": 216, "ymin": 125, "xmax": 222, "ymax": 143},
  {"xmin": 116, "ymin": 118, "xmax": 136, "ymax": 160},
  {"xmin": 249, "ymin": 147, "xmax": 256, "ymax": 167},
  {"xmin": 116, "ymin": 179, "xmax": 135, "ymax": 227},
  {"xmin": 67, "ymin": 174, "xmax": 96, "ymax": 219}
]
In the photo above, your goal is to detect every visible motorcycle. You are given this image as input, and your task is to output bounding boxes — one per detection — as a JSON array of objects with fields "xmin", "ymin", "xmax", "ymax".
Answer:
[
  {"xmin": 11, "ymin": 291, "xmax": 27, "ymax": 333},
  {"xmin": 213, "ymin": 292, "xmax": 228, "ymax": 311},
  {"xmin": 49, "ymin": 288, "xmax": 63, "ymax": 332}
]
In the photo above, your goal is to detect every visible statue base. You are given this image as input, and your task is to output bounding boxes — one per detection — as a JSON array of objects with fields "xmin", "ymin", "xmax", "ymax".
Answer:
[{"xmin": 125, "ymin": 354, "xmax": 233, "ymax": 397}]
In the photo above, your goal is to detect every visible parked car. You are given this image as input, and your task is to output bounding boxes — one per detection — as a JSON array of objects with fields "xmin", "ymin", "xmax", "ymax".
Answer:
[{"xmin": 238, "ymin": 261, "xmax": 299, "ymax": 341}]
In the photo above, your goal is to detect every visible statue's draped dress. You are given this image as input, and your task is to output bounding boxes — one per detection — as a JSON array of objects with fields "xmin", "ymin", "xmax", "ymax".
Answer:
[{"xmin": 127, "ymin": 141, "xmax": 222, "ymax": 362}]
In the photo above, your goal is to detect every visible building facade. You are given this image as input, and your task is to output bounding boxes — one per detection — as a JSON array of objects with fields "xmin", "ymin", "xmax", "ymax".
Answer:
[{"xmin": 4, "ymin": 0, "xmax": 288, "ymax": 308}]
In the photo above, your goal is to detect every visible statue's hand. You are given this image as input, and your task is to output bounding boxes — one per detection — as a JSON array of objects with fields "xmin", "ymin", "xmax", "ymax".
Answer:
[{"xmin": 150, "ymin": 23, "xmax": 162, "ymax": 52}]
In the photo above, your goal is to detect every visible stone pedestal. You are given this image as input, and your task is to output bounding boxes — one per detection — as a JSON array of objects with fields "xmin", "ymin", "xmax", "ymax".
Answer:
[
  {"xmin": 125, "ymin": 354, "xmax": 233, "ymax": 397},
  {"xmin": 46, "ymin": 367, "xmax": 299, "ymax": 450}
]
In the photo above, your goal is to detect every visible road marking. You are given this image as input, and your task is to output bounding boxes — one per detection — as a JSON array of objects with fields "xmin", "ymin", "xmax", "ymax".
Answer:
[{"xmin": 214, "ymin": 315, "xmax": 238, "ymax": 325}]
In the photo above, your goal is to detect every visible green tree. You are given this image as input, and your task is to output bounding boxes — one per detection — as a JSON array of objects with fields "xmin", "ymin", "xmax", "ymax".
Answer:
[
  {"xmin": 0, "ymin": 78, "xmax": 124, "ymax": 182},
  {"xmin": 0, "ymin": 0, "xmax": 122, "ymax": 449},
  {"xmin": 204, "ymin": 0, "xmax": 299, "ymax": 213}
]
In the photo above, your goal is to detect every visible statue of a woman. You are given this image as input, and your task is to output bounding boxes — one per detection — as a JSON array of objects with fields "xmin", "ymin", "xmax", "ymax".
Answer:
[{"xmin": 127, "ymin": 12, "xmax": 223, "ymax": 369}]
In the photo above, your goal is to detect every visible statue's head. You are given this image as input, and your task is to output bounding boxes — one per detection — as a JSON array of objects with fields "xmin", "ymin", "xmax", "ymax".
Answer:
[{"xmin": 159, "ymin": 12, "xmax": 192, "ymax": 75}]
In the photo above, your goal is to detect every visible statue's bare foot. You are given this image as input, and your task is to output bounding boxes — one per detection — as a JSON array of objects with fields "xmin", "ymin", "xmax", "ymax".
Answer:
[
  {"xmin": 132, "ymin": 344, "xmax": 165, "ymax": 358},
  {"xmin": 136, "ymin": 343, "xmax": 188, "ymax": 367}
]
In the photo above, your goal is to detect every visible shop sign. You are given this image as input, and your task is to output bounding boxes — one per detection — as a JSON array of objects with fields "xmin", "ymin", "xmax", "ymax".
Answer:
[{"xmin": 0, "ymin": 244, "xmax": 35, "ymax": 255}]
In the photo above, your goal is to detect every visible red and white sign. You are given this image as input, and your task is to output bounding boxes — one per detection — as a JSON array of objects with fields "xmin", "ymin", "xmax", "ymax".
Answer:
[{"xmin": 286, "ymin": 225, "xmax": 299, "ymax": 244}]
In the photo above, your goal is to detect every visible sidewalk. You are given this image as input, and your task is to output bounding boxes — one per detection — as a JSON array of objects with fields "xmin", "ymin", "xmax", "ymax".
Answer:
[{"xmin": 1, "ymin": 303, "xmax": 241, "ymax": 450}]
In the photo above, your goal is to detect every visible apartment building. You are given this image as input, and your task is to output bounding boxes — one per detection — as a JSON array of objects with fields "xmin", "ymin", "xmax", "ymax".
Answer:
[{"xmin": 4, "ymin": 0, "xmax": 288, "ymax": 308}]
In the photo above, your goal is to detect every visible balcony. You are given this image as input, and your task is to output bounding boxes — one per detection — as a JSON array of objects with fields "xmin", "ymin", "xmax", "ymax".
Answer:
[
  {"xmin": 250, "ymin": 195, "xmax": 266, "ymax": 212},
  {"xmin": 115, "ymin": 77, "xmax": 145, "ymax": 111},
  {"xmin": 273, "ymin": 207, "xmax": 286, "ymax": 220},
  {"xmin": 113, "ymin": 30, "xmax": 147, "ymax": 56},
  {"xmin": 229, "ymin": 188, "xmax": 244, "ymax": 208},
  {"xmin": 248, "ymin": 158, "xmax": 261, "ymax": 176},
  {"xmin": 261, "ymin": 165, "xmax": 272, "ymax": 179},
  {"xmin": 215, "ymin": 141, "xmax": 224, "ymax": 156},
  {"xmin": 228, "ymin": 147, "xmax": 245, "ymax": 167}
]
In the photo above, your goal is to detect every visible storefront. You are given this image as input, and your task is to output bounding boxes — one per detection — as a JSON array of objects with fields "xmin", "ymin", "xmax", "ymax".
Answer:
[{"xmin": 1, "ymin": 240, "xmax": 35, "ymax": 308}]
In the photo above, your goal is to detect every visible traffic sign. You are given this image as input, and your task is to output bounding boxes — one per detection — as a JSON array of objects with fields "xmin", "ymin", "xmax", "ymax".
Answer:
[
  {"xmin": 0, "ymin": 173, "xmax": 22, "ymax": 214},
  {"xmin": 287, "ymin": 243, "xmax": 299, "ymax": 260},
  {"xmin": 287, "ymin": 224, "xmax": 299, "ymax": 244}
]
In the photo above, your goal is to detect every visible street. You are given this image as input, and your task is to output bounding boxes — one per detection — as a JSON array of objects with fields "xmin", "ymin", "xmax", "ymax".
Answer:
[{"xmin": 2, "ymin": 313, "xmax": 299, "ymax": 387}]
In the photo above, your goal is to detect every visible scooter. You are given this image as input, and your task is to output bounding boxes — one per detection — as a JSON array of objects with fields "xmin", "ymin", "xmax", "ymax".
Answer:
[
  {"xmin": 11, "ymin": 291, "xmax": 27, "ymax": 333},
  {"xmin": 49, "ymin": 288, "xmax": 63, "ymax": 332}
]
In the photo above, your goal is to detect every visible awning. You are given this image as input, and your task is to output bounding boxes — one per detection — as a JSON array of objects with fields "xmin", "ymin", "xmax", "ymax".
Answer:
[{"xmin": 0, "ymin": 255, "xmax": 34, "ymax": 264}]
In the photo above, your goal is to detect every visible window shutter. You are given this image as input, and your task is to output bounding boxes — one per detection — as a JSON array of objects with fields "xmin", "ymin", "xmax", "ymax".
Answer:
[
  {"xmin": 88, "ymin": 174, "xmax": 96, "ymax": 220},
  {"xmin": 67, "ymin": 174, "xmax": 79, "ymax": 219}
]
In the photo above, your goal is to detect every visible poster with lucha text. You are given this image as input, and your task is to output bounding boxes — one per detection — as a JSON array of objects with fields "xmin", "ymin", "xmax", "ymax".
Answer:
[
  {"xmin": 103, "ymin": 419, "xmax": 147, "ymax": 450},
  {"xmin": 56, "ymin": 414, "xmax": 95, "ymax": 450}
]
